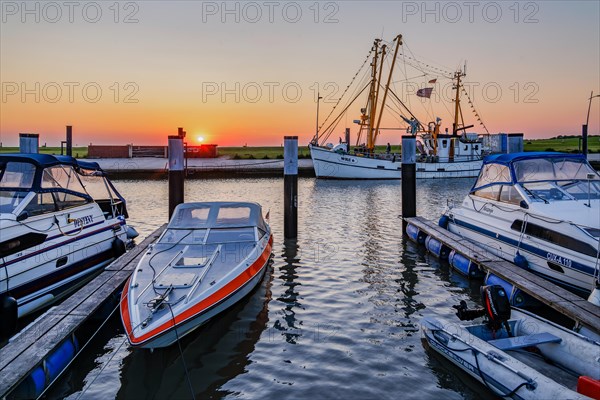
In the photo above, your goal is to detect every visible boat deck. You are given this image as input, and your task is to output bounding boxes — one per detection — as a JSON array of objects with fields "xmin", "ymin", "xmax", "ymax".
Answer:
[
  {"xmin": 0, "ymin": 225, "xmax": 166, "ymax": 398},
  {"xmin": 405, "ymin": 216, "xmax": 600, "ymax": 334}
]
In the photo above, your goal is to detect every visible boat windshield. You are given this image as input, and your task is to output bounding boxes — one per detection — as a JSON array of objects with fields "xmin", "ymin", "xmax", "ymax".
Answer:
[
  {"xmin": 158, "ymin": 228, "xmax": 207, "ymax": 245},
  {"xmin": 0, "ymin": 191, "xmax": 30, "ymax": 214},
  {"xmin": 513, "ymin": 157, "xmax": 597, "ymax": 183}
]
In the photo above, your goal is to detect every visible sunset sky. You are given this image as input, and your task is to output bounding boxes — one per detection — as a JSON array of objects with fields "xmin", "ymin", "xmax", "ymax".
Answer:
[{"xmin": 1, "ymin": 1, "xmax": 599, "ymax": 146}]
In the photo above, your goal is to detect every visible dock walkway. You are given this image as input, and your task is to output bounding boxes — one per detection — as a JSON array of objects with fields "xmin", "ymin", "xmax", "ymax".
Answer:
[
  {"xmin": 0, "ymin": 225, "xmax": 166, "ymax": 398},
  {"xmin": 405, "ymin": 216, "xmax": 600, "ymax": 333}
]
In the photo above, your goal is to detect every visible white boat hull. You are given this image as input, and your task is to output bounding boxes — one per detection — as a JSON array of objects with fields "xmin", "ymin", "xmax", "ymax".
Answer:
[
  {"xmin": 446, "ymin": 197, "xmax": 599, "ymax": 296},
  {"xmin": 309, "ymin": 144, "xmax": 481, "ymax": 179},
  {"xmin": 422, "ymin": 309, "xmax": 600, "ymax": 399},
  {"xmin": 1, "ymin": 208, "xmax": 127, "ymax": 318}
]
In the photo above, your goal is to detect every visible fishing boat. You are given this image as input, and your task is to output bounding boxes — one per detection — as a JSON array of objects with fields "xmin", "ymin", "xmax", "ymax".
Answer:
[
  {"xmin": 0, "ymin": 154, "xmax": 136, "ymax": 338},
  {"xmin": 421, "ymin": 285, "xmax": 600, "ymax": 399},
  {"xmin": 440, "ymin": 152, "xmax": 600, "ymax": 297},
  {"xmin": 309, "ymin": 34, "xmax": 490, "ymax": 180},
  {"xmin": 120, "ymin": 202, "xmax": 273, "ymax": 349}
]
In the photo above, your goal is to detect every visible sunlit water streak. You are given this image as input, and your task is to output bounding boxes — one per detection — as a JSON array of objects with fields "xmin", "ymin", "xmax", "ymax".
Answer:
[{"xmin": 46, "ymin": 177, "xmax": 498, "ymax": 400}]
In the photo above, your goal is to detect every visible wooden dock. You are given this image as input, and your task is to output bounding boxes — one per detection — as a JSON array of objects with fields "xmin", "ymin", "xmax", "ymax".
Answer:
[
  {"xmin": 405, "ymin": 216, "xmax": 600, "ymax": 333},
  {"xmin": 0, "ymin": 225, "xmax": 166, "ymax": 398}
]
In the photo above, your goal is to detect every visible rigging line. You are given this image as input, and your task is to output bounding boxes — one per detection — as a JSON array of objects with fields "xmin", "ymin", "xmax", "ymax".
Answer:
[
  {"xmin": 321, "ymin": 66, "xmax": 371, "ymax": 136},
  {"xmin": 167, "ymin": 301, "xmax": 196, "ymax": 400},
  {"xmin": 320, "ymin": 68, "xmax": 371, "ymax": 142},
  {"xmin": 319, "ymin": 82, "xmax": 371, "ymax": 144},
  {"xmin": 388, "ymin": 88, "xmax": 423, "ymax": 129},
  {"xmin": 316, "ymin": 46, "xmax": 374, "ymax": 139},
  {"xmin": 38, "ymin": 299, "xmax": 122, "ymax": 400},
  {"xmin": 462, "ymin": 87, "xmax": 490, "ymax": 134}
]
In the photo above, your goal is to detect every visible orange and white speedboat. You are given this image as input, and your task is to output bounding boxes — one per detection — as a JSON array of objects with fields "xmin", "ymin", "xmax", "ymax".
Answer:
[{"xmin": 121, "ymin": 202, "xmax": 272, "ymax": 349}]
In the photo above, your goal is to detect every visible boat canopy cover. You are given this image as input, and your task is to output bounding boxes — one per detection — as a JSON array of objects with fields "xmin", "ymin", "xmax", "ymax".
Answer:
[
  {"xmin": 169, "ymin": 202, "xmax": 268, "ymax": 231},
  {"xmin": 0, "ymin": 154, "xmax": 104, "ymax": 174},
  {"xmin": 472, "ymin": 152, "xmax": 598, "ymax": 191}
]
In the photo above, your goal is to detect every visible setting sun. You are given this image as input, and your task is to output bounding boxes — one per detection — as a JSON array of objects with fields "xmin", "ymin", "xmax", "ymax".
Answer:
[{"xmin": 196, "ymin": 136, "xmax": 204, "ymax": 143}]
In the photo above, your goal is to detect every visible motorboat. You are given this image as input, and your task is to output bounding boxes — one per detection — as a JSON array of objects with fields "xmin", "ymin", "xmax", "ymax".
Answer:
[
  {"xmin": 0, "ymin": 154, "xmax": 136, "ymax": 338},
  {"xmin": 421, "ymin": 285, "xmax": 600, "ymax": 399},
  {"xmin": 441, "ymin": 152, "xmax": 600, "ymax": 297},
  {"xmin": 309, "ymin": 34, "xmax": 493, "ymax": 180},
  {"xmin": 120, "ymin": 202, "xmax": 273, "ymax": 349}
]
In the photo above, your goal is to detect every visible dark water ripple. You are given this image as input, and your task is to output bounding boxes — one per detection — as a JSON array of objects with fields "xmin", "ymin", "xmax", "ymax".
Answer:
[{"xmin": 49, "ymin": 177, "xmax": 497, "ymax": 400}]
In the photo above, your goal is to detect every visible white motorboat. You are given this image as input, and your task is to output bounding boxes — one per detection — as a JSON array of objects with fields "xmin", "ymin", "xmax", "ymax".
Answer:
[
  {"xmin": 0, "ymin": 154, "xmax": 136, "ymax": 337},
  {"xmin": 120, "ymin": 202, "xmax": 273, "ymax": 349},
  {"xmin": 441, "ymin": 152, "xmax": 600, "ymax": 297},
  {"xmin": 309, "ymin": 34, "xmax": 493, "ymax": 180},
  {"xmin": 421, "ymin": 285, "xmax": 600, "ymax": 399}
]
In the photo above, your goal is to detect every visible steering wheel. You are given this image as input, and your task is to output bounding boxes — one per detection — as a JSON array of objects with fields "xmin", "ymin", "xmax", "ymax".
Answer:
[{"xmin": 549, "ymin": 188, "xmax": 563, "ymax": 200}]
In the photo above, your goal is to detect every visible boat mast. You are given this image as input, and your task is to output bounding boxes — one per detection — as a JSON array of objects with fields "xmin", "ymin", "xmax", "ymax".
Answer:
[
  {"xmin": 452, "ymin": 69, "xmax": 465, "ymax": 136},
  {"xmin": 374, "ymin": 34, "xmax": 402, "ymax": 146},
  {"xmin": 367, "ymin": 39, "xmax": 381, "ymax": 151}
]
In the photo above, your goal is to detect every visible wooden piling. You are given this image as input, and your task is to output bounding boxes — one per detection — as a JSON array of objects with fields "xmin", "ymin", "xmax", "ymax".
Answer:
[
  {"xmin": 401, "ymin": 135, "xmax": 416, "ymax": 232},
  {"xmin": 168, "ymin": 129, "xmax": 186, "ymax": 219},
  {"xmin": 66, "ymin": 126, "xmax": 73, "ymax": 156},
  {"xmin": 284, "ymin": 136, "xmax": 298, "ymax": 239}
]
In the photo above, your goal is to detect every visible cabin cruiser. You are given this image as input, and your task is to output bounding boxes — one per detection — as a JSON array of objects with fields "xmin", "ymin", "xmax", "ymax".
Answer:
[
  {"xmin": 121, "ymin": 202, "xmax": 273, "ymax": 349},
  {"xmin": 0, "ymin": 154, "xmax": 135, "ymax": 337},
  {"xmin": 441, "ymin": 152, "xmax": 600, "ymax": 297}
]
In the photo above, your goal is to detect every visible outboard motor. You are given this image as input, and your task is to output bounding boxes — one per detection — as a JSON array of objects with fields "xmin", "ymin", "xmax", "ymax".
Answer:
[{"xmin": 453, "ymin": 285, "xmax": 512, "ymax": 336}]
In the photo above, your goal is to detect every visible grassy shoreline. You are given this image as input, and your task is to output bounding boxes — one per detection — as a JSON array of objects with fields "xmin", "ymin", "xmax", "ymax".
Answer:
[{"xmin": 0, "ymin": 136, "xmax": 598, "ymax": 159}]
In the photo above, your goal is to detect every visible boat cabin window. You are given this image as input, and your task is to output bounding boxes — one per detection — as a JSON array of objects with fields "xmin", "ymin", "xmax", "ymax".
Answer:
[
  {"xmin": 22, "ymin": 192, "xmax": 90, "ymax": 217},
  {"xmin": 510, "ymin": 220, "xmax": 598, "ymax": 257},
  {"xmin": 0, "ymin": 162, "xmax": 36, "ymax": 189},
  {"xmin": 171, "ymin": 206, "xmax": 211, "ymax": 228},
  {"xmin": 42, "ymin": 166, "xmax": 87, "ymax": 195},
  {"xmin": 23, "ymin": 193, "xmax": 58, "ymax": 216},
  {"xmin": 474, "ymin": 164, "xmax": 511, "ymax": 188},
  {"xmin": 498, "ymin": 185, "xmax": 524, "ymax": 205},
  {"xmin": 514, "ymin": 157, "xmax": 597, "ymax": 183},
  {"xmin": 216, "ymin": 206, "xmax": 252, "ymax": 226},
  {"xmin": 207, "ymin": 227, "xmax": 256, "ymax": 244},
  {"xmin": 473, "ymin": 185, "xmax": 501, "ymax": 201},
  {"xmin": 560, "ymin": 180, "xmax": 600, "ymax": 200},
  {"xmin": 0, "ymin": 191, "xmax": 29, "ymax": 214}
]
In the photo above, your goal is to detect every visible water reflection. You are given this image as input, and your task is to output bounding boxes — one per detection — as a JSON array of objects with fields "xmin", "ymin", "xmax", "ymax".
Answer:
[
  {"xmin": 116, "ymin": 264, "xmax": 273, "ymax": 399},
  {"xmin": 273, "ymin": 239, "xmax": 302, "ymax": 344}
]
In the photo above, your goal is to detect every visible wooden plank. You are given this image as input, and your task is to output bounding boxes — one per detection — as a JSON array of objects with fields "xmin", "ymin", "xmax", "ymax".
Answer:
[
  {"xmin": 0, "ymin": 225, "xmax": 165, "ymax": 398},
  {"xmin": 105, "ymin": 224, "xmax": 165, "ymax": 271},
  {"xmin": 0, "ymin": 315, "xmax": 85, "ymax": 396},
  {"xmin": 404, "ymin": 216, "xmax": 600, "ymax": 333}
]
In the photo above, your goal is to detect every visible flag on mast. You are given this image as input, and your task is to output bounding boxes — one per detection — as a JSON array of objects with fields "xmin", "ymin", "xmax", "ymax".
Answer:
[
  {"xmin": 428, "ymin": 78, "xmax": 437, "ymax": 84},
  {"xmin": 416, "ymin": 87, "xmax": 434, "ymax": 98}
]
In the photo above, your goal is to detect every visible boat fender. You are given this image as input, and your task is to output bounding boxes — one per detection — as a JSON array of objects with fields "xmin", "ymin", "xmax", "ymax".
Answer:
[
  {"xmin": 112, "ymin": 237, "xmax": 126, "ymax": 257},
  {"xmin": 513, "ymin": 251, "xmax": 528, "ymax": 269},
  {"xmin": 125, "ymin": 225, "xmax": 139, "ymax": 239},
  {"xmin": 438, "ymin": 215, "xmax": 449, "ymax": 230},
  {"xmin": 577, "ymin": 376, "xmax": 600, "ymax": 400},
  {"xmin": 0, "ymin": 295, "xmax": 18, "ymax": 340},
  {"xmin": 16, "ymin": 335, "xmax": 79, "ymax": 399}
]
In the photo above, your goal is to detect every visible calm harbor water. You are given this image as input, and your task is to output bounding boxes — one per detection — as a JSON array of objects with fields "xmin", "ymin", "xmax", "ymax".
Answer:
[{"xmin": 48, "ymin": 177, "xmax": 496, "ymax": 400}]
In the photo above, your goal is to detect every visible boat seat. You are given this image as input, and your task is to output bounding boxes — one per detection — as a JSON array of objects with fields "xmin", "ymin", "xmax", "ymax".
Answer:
[{"xmin": 489, "ymin": 332, "xmax": 562, "ymax": 351}]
